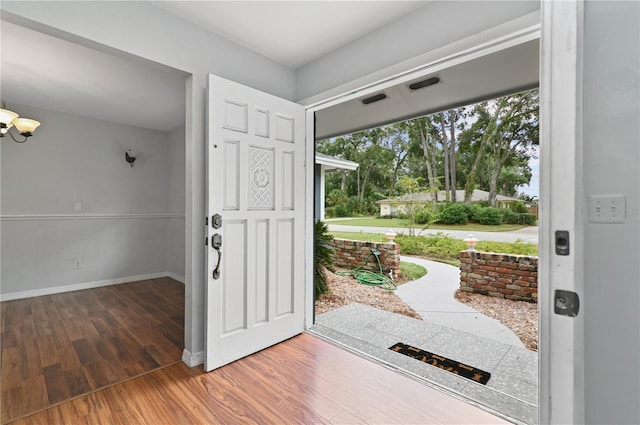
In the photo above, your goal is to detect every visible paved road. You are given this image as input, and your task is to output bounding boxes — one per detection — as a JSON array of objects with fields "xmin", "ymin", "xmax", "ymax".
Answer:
[{"xmin": 327, "ymin": 223, "xmax": 539, "ymax": 243}]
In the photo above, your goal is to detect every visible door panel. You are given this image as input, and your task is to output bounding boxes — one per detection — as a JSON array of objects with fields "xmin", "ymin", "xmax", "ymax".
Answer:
[{"xmin": 205, "ymin": 74, "xmax": 306, "ymax": 371}]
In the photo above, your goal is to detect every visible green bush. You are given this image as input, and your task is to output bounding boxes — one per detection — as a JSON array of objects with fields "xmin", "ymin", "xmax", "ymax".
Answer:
[
  {"xmin": 334, "ymin": 205, "xmax": 352, "ymax": 217},
  {"xmin": 503, "ymin": 212, "xmax": 537, "ymax": 225},
  {"xmin": 414, "ymin": 207, "xmax": 433, "ymax": 225},
  {"xmin": 473, "ymin": 207, "xmax": 504, "ymax": 225},
  {"xmin": 477, "ymin": 239, "xmax": 538, "ymax": 256},
  {"xmin": 396, "ymin": 233, "xmax": 466, "ymax": 260},
  {"xmin": 436, "ymin": 202, "xmax": 469, "ymax": 224},
  {"xmin": 509, "ymin": 201, "xmax": 529, "ymax": 214},
  {"xmin": 324, "ymin": 207, "xmax": 336, "ymax": 218}
]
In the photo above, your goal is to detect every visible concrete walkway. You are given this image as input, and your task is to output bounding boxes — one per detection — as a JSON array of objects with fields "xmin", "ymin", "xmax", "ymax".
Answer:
[
  {"xmin": 396, "ymin": 256, "xmax": 525, "ymax": 348},
  {"xmin": 327, "ymin": 223, "xmax": 539, "ymax": 243}
]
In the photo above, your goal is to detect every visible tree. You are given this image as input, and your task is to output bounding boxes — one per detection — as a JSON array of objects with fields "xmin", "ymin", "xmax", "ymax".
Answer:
[{"xmin": 462, "ymin": 90, "xmax": 539, "ymax": 205}]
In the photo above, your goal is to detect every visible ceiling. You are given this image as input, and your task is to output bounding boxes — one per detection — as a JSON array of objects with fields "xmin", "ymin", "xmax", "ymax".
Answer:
[
  {"xmin": 0, "ymin": 21, "xmax": 188, "ymax": 132},
  {"xmin": 152, "ymin": 1, "xmax": 427, "ymax": 68},
  {"xmin": 0, "ymin": 1, "xmax": 427, "ymax": 132}
]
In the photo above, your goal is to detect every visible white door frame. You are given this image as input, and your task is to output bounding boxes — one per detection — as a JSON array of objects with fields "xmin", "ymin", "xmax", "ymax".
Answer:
[
  {"xmin": 538, "ymin": 1, "xmax": 585, "ymax": 423},
  {"xmin": 303, "ymin": 9, "xmax": 584, "ymax": 422}
]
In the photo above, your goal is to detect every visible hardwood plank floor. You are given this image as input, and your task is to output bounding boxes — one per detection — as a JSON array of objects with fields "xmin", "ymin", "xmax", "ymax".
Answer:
[
  {"xmin": 10, "ymin": 334, "xmax": 508, "ymax": 425},
  {"xmin": 1, "ymin": 278, "xmax": 184, "ymax": 424}
]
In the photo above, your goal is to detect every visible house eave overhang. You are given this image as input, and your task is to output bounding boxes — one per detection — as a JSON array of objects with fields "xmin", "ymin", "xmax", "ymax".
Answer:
[{"xmin": 315, "ymin": 153, "xmax": 359, "ymax": 171}]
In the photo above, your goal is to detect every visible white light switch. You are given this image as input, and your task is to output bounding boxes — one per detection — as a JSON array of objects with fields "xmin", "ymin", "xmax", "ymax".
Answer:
[
  {"xmin": 588, "ymin": 194, "xmax": 626, "ymax": 223},
  {"xmin": 74, "ymin": 202, "xmax": 82, "ymax": 212}
]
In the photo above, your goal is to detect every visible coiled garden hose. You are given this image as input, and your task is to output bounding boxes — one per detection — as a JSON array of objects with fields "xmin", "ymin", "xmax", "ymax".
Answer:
[{"xmin": 336, "ymin": 249, "xmax": 397, "ymax": 291}]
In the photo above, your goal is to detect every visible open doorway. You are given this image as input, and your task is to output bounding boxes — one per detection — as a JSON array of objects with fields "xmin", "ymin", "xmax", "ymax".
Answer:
[
  {"xmin": 0, "ymin": 22, "xmax": 188, "ymax": 422},
  {"xmin": 308, "ymin": 33, "xmax": 540, "ymax": 425}
]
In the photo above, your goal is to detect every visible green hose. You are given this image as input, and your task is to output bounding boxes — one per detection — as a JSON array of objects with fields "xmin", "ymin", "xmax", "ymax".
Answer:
[{"xmin": 336, "ymin": 249, "xmax": 397, "ymax": 291}]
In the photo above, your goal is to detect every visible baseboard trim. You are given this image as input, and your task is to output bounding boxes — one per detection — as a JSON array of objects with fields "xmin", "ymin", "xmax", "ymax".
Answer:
[
  {"xmin": 182, "ymin": 349, "xmax": 204, "ymax": 367},
  {"xmin": 1, "ymin": 272, "xmax": 183, "ymax": 301},
  {"xmin": 166, "ymin": 272, "xmax": 186, "ymax": 284}
]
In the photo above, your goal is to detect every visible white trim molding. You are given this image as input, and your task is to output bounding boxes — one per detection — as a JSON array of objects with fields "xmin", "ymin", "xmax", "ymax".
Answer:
[
  {"xmin": 166, "ymin": 272, "xmax": 186, "ymax": 284},
  {"xmin": 182, "ymin": 349, "xmax": 204, "ymax": 367},
  {"xmin": 0, "ymin": 271, "xmax": 185, "ymax": 301},
  {"xmin": 0, "ymin": 213, "xmax": 185, "ymax": 221}
]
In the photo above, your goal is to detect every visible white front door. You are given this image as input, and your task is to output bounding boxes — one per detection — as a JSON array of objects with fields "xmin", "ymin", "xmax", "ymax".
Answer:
[{"xmin": 205, "ymin": 74, "xmax": 306, "ymax": 371}]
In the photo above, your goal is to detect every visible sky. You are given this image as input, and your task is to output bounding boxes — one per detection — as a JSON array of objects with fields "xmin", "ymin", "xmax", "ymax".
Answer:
[{"xmin": 517, "ymin": 147, "xmax": 539, "ymax": 198}]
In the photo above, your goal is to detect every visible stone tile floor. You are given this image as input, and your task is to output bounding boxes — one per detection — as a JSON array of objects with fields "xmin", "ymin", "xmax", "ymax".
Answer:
[{"xmin": 311, "ymin": 303, "xmax": 538, "ymax": 425}]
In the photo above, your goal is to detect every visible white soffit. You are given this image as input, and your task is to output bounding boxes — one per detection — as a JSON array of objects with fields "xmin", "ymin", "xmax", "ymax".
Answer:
[
  {"xmin": 152, "ymin": 1, "xmax": 428, "ymax": 68},
  {"xmin": 0, "ymin": 21, "xmax": 187, "ymax": 132},
  {"xmin": 315, "ymin": 38, "xmax": 540, "ymax": 140}
]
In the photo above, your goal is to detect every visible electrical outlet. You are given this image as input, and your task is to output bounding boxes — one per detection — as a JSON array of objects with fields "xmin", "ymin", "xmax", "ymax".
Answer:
[
  {"xmin": 74, "ymin": 202, "xmax": 82, "ymax": 213},
  {"xmin": 588, "ymin": 194, "xmax": 626, "ymax": 223},
  {"xmin": 73, "ymin": 257, "xmax": 83, "ymax": 269}
]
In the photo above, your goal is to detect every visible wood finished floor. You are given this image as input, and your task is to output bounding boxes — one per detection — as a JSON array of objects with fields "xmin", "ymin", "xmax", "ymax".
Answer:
[
  {"xmin": 9, "ymin": 333, "xmax": 507, "ymax": 425},
  {"xmin": 1, "ymin": 278, "xmax": 184, "ymax": 424}
]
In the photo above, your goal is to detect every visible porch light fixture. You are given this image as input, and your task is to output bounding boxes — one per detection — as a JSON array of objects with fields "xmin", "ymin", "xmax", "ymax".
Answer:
[
  {"xmin": 0, "ymin": 100, "xmax": 41, "ymax": 143},
  {"xmin": 463, "ymin": 235, "xmax": 479, "ymax": 251}
]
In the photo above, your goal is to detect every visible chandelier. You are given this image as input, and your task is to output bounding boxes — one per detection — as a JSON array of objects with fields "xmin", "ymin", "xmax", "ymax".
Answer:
[{"xmin": 0, "ymin": 100, "xmax": 41, "ymax": 143}]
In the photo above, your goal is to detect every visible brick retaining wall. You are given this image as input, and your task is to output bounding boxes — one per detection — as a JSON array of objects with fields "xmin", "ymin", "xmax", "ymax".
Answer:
[
  {"xmin": 330, "ymin": 239, "xmax": 400, "ymax": 275},
  {"xmin": 459, "ymin": 250, "xmax": 538, "ymax": 302}
]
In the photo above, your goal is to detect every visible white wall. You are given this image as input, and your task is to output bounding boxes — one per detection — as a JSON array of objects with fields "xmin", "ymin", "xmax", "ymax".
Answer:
[
  {"xmin": 582, "ymin": 2, "xmax": 639, "ymax": 423},
  {"xmin": 167, "ymin": 125, "xmax": 185, "ymax": 279},
  {"xmin": 0, "ymin": 104, "xmax": 180, "ymax": 297}
]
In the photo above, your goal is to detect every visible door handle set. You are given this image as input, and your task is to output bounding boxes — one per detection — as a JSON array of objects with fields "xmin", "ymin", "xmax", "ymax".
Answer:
[{"xmin": 211, "ymin": 214, "xmax": 222, "ymax": 279}]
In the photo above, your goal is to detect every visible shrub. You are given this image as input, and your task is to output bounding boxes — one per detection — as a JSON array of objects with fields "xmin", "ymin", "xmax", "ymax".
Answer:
[
  {"xmin": 414, "ymin": 207, "xmax": 433, "ymax": 225},
  {"xmin": 477, "ymin": 239, "xmax": 538, "ymax": 256},
  {"xmin": 473, "ymin": 207, "xmax": 504, "ymax": 225},
  {"xmin": 314, "ymin": 221, "xmax": 335, "ymax": 298},
  {"xmin": 334, "ymin": 205, "xmax": 352, "ymax": 217},
  {"xmin": 503, "ymin": 212, "xmax": 537, "ymax": 225},
  {"xmin": 436, "ymin": 202, "xmax": 469, "ymax": 224},
  {"xmin": 324, "ymin": 207, "xmax": 336, "ymax": 218},
  {"xmin": 509, "ymin": 201, "xmax": 529, "ymax": 214},
  {"xmin": 396, "ymin": 233, "xmax": 466, "ymax": 260}
]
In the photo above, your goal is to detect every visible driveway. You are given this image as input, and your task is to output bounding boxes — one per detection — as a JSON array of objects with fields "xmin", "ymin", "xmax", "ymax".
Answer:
[{"xmin": 327, "ymin": 223, "xmax": 539, "ymax": 243}]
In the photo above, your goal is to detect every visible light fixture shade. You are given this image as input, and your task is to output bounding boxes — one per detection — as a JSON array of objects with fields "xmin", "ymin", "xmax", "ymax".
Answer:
[
  {"xmin": 13, "ymin": 118, "xmax": 41, "ymax": 134},
  {"xmin": 0, "ymin": 108, "xmax": 19, "ymax": 126}
]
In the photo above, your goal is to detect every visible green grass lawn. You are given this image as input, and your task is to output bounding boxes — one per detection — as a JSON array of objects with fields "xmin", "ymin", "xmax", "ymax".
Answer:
[
  {"xmin": 400, "ymin": 261, "xmax": 427, "ymax": 280},
  {"xmin": 327, "ymin": 217, "xmax": 530, "ymax": 232}
]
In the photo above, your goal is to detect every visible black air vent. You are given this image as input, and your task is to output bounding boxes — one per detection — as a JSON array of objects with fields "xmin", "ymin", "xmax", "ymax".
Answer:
[
  {"xmin": 362, "ymin": 93, "xmax": 387, "ymax": 105},
  {"xmin": 408, "ymin": 76, "xmax": 440, "ymax": 91}
]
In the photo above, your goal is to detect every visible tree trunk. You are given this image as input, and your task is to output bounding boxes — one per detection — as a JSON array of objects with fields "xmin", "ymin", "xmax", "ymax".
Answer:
[
  {"xmin": 487, "ymin": 159, "xmax": 501, "ymax": 206},
  {"xmin": 420, "ymin": 131, "xmax": 438, "ymax": 209},
  {"xmin": 449, "ymin": 111, "xmax": 457, "ymax": 202},
  {"xmin": 439, "ymin": 113, "xmax": 451, "ymax": 201},
  {"xmin": 340, "ymin": 171, "xmax": 347, "ymax": 192}
]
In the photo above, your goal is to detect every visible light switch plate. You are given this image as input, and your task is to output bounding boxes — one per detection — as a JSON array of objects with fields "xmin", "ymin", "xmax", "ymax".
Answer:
[{"xmin": 587, "ymin": 194, "xmax": 626, "ymax": 223}]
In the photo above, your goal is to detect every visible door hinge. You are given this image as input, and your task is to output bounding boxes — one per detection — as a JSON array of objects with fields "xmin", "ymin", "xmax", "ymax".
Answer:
[
  {"xmin": 205, "ymin": 236, "xmax": 208, "ymax": 246},
  {"xmin": 205, "ymin": 217, "xmax": 208, "ymax": 226}
]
